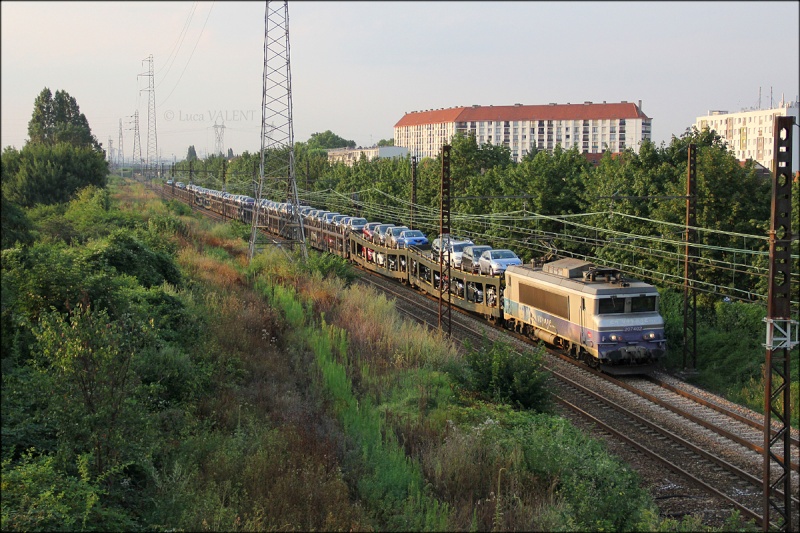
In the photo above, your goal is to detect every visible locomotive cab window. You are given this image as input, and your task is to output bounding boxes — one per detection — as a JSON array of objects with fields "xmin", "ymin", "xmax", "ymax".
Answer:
[
  {"xmin": 598, "ymin": 297, "xmax": 625, "ymax": 314},
  {"xmin": 630, "ymin": 295, "xmax": 657, "ymax": 313},
  {"xmin": 598, "ymin": 295, "xmax": 657, "ymax": 314}
]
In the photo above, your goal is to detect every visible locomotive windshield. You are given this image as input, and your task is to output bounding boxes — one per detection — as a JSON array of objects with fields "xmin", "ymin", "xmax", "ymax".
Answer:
[
  {"xmin": 598, "ymin": 297, "xmax": 625, "ymax": 314},
  {"xmin": 630, "ymin": 295, "xmax": 657, "ymax": 312},
  {"xmin": 598, "ymin": 295, "xmax": 658, "ymax": 314}
]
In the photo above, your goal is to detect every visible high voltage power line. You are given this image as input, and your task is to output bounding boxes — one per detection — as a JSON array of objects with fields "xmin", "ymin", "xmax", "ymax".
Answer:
[
  {"xmin": 156, "ymin": 1, "xmax": 198, "ymax": 86},
  {"xmin": 158, "ymin": 1, "xmax": 215, "ymax": 108}
]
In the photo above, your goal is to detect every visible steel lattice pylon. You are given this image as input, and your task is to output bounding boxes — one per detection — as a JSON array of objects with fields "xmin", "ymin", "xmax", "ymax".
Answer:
[
  {"xmin": 214, "ymin": 120, "xmax": 225, "ymax": 157},
  {"xmin": 139, "ymin": 54, "xmax": 158, "ymax": 180},
  {"xmin": 249, "ymin": 0, "xmax": 306, "ymax": 260},
  {"xmin": 129, "ymin": 111, "xmax": 142, "ymax": 176}
]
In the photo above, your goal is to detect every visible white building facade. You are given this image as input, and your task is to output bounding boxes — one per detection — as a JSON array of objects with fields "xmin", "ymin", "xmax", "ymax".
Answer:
[
  {"xmin": 394, "ymin": 101, "xmax": 652, "ymax": 162},
  {"xmin": 694, "ymin": 100, "xmax": 799, "ymax": 174},
  {"xmin": 327, "ymin": 145, "xmax": 409, "ymax": 167}
]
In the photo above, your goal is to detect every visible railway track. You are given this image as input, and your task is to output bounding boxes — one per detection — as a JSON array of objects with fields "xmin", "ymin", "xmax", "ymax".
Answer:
[
  {"xmin": 355, "ymin": 267, "xmax": 799, "ymax": 528},
  {"xmin": 154, "ymin": 181, "xmax": 798, "ymax": 528}
]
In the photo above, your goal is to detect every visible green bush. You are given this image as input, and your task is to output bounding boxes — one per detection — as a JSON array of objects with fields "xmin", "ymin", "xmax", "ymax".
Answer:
[
  {"xmin": 25, "ymin": 203, "xmax": 78, "ymax": 244},
  {"xmin": 1, "ymin": 243, "xmax": 134, "ymax": 360},
  {"xmin": 33, "ymin": 305, "xmax": 158, "ymax": 476},
  {"xmin": 301, "ymin": 249, "xmax": 357, "ymax": 284},
  {"xmin": 1, "ymin": 193, "xmax": 34, "ymax": 249},
  {"xmin": 82, "ymin": 229, "xmax": 182, "ymax": 288},
  {"xmin": 1, "ymin": 143, "xmax": 108, "ymax": 208},
  {"xmin": 62, "ymin": 186, "xmax": 113, "ymax": 241},
  {"xmin": 1, "ymin": 450, "xmax": 135, "ymax": 532},
  {"xmin": 165, "ymin": 199, "xmax": 192, "ymax": 216},
  {"xmin": 463, "ymin": 339, "xmax": 550, "ymax": 411}
]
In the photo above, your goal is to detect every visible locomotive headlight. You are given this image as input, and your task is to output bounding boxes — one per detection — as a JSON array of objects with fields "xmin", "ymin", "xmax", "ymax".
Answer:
[
  {"xmin": 643, "ymin": 332, "xmax": 658, "ymax": 340},
  {"xmin": 609, "ymin": 334, "xmax": 622, "ymax": 342}
]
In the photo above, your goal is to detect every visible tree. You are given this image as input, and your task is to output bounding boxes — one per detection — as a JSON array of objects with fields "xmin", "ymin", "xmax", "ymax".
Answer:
[
  {"xmin": 1, "ymin": 192, "xmax": 34, "ymax": 249},
  {"xmin": 34, "ymin": 303, "xmax": 154, "ymax": 477},
  {"xmin": 27, "ymin": 88, "xmax": 101, "ymax": 151},
  {"xmin": 227, "ymin": 147, "xmax": 234, "ymax": 159},
  {"xmin": 377, "ymin": 138, "xmax": 394, "ymax": 147},
  {"xmin": 1, "ymin": 143, "xmax": 108, "ymax": 207},
  {"xmin": 186, "ymin": 145, "xmax": 198, "ymax": 162},
  {"xmin": 450, "ymin": 132, "xmax": 512, "ymax": 199},
  {"xmin": 307, "ymin": 130, "xmax": 356, "ymax": 150}
]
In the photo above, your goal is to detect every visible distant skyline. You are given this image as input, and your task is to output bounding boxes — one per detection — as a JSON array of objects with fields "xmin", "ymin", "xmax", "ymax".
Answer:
[{"xmin": 2, "ymin": 1, "xmax": 798, "ymax": 161}]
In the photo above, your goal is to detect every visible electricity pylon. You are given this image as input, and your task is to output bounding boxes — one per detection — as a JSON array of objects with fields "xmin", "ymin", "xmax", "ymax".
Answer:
[
  {"xmin": 139, "ymin": 54, "xmax": 158, "ymax": 179},
  {"xmin": 249, "ymin": 0, "xmax": 306, "ymax": 260}
]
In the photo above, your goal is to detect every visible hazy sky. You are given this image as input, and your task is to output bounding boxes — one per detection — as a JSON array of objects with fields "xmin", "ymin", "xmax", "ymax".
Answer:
[{"xmin": 2, "ymin": 1, "xmax": 798, "ymax": 161}]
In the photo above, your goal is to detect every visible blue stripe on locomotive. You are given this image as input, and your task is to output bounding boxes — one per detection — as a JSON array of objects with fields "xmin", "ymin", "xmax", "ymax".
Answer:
[
  {"xmin": 505, "ymin": 297, "xmax": 580, "ymax": 339},
  {"xmin": 504, "ymin": 298, "xmax": 665, "ymax": 362}
]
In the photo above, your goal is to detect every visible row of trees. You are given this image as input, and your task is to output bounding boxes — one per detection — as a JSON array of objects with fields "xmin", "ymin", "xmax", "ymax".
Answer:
[
  {"xmin": 168, "ymin": 131, "xmax": 393, "ymax": 194},
  {"xmin": 172, "ymin": 127, "xmax": 787, "ymax": 307}
]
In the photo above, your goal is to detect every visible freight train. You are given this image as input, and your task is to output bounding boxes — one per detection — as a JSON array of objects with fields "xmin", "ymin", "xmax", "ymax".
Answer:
[{"xmin": 166, "ymin": 182, "xmax": 666, "ymax": 374}]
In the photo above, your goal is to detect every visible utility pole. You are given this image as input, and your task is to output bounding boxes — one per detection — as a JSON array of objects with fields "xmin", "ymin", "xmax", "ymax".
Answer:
[
  {"xmin": 249, "ymin": 0, "xmax": 306, "ymax": 260},
  {"xmin": 438, "ymin": 145, "xmax": 452, "ymax": 336},
  {"xmin": 139, "ymin": 54, "xmax": 157, "ymax": 180},
  {"xmin": 410, "ymin": 155, "xmax": 417, "ymax": 230},
  {"xmin": 221, "ymin": 158, "xmax": 227, "ymax": 193},
  {"xmin": 252, "ymin": 160, "xmax": 258, "ymax": 197},
  {"xmin": 683, "ymin": 144, "xmax": 697, "ymax": 370},
  {"xmin": 762, "ymin": 115, "xmax": 796, "ymax": 532}
]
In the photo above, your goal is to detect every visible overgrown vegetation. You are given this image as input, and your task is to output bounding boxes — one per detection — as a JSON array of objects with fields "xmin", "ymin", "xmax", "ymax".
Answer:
[
  {"xmin": 2, "ymin": 89, "xmax": 774, "ymax": 529},
  {"xmin": 1, "ymin": 178, "xmax": 758, "ymax": 530}
]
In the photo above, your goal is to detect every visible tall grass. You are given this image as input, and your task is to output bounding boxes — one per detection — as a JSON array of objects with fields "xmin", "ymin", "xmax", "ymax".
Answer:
[
  {"xmin": 334, "ymin": 284, "xmax": 459, "ymax": 371},
  {"xmin": 145, "ymin": 236, "xmax": 369, "ymax": 531},
  {"xmin": 257, "ymin": 268, "xmax": 452, "ymax": 530}
]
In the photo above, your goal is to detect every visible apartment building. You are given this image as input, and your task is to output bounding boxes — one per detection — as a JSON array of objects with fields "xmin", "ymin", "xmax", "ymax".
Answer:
[
  {"xmin": 694, "ymin": 100, "xmax": 799, "ymax": 173},
  {"xmin": 327, "ymin": 145, "xmax": 408, "ymax": 167},
  {"xmin": 393, "ymin": 101, "xmax": 652, "ymax": 162}
]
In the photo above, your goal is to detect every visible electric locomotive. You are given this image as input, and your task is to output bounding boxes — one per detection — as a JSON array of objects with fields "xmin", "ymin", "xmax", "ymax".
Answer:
[{"xmin": 503, "ymin": 258, "xmax": 665, "ymax": 373}]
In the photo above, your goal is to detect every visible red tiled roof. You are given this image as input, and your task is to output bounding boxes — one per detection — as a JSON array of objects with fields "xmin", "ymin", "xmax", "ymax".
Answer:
[
  {"xmin": 394, "ymin": 102, "xmax": 649, "ymax": 128},
  {"xmin": 394, "ymin": 107, "xmax": 466, "ymax": 127}
]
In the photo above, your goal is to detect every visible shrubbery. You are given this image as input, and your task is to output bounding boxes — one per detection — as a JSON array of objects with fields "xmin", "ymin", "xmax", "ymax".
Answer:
[
  {"xmin": 2, "ymin": 179, "xmax": 762, "ymax": 531},
  {"xmin": 459, "ymin": 339, "xmax": 551, "ymax": 411}
]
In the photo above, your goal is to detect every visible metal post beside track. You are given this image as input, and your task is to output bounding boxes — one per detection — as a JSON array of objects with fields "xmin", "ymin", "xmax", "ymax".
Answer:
[
  {"xmin": 683, "ymin": 143, "xmax": 697, "ymax": 370},
  {"xmin": 438, "ymin": 145, "xmax": 452, "ymax": 336},
  {"xmin": 762, "ymin": 115, "xmax": 796, "ymax": 532}
]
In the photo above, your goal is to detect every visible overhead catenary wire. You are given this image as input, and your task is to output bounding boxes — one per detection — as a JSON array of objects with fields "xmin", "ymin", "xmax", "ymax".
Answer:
[
  {"xmin": 170, "ymin": 169, "xmax": 798, "ymax": 308},
  {"xmin": 156, "ymin": 1, "xmax": 199, "ymax": 87},
  {"xmin": 158, "ymin": 1, "xmax": 215, "ymax": 108}
]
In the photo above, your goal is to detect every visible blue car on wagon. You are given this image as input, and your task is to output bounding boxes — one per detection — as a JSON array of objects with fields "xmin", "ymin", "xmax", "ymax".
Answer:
[{"xmin": 394, "ymin": 229, "xmax": 429, "ymax": 249}]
